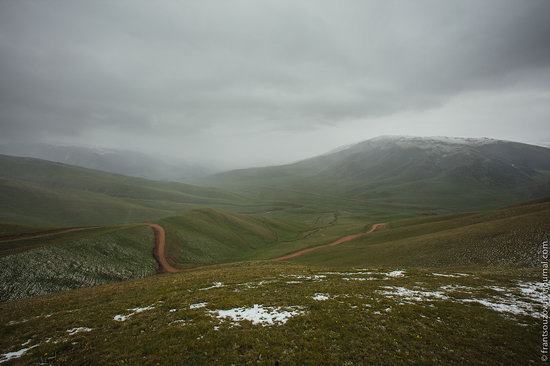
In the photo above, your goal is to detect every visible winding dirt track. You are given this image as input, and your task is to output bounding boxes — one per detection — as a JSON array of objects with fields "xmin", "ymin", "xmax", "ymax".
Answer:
[
  {"xmin": 147, "ymin": 224, "xmax": 179, "ymax": 273},
  {"xmin": 0, "ymin": 223, "xmax": 179, "ymax": 273},
  {"xmin": 276, "ymin": 223, "xmax": 386, "ymax": 261}
]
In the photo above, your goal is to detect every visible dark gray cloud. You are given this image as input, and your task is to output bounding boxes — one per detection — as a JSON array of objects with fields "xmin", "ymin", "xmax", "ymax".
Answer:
[{"xmin": 1, "ymin": 0, "xmax": 549, "ymax": 168}]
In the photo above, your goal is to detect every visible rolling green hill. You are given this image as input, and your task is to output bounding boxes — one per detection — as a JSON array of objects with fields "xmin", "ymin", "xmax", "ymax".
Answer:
[
  {"xmin": 0, "ymin": 154, "xmax": 255, "ymax": 226},
  {"xmin": 160, "ymin": 208, "xmax": 310, "ymax": 267}
]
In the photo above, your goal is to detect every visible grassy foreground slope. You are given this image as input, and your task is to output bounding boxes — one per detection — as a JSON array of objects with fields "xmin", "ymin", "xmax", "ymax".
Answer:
[
  {"xmin": 0, "ymin": 225, "xmax": 157, "ymax": 301},
  {"xmin": 0, "ymin": 263, "xmax": 543, "ymax": 365},
  {"xmin": 290, "ymin": 199, "xmax": 550, "ymax": 268}
]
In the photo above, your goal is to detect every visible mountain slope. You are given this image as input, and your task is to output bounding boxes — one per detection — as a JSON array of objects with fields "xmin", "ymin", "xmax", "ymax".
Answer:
[
  {"xmin": 0, "ymin": 143, "xmax": 214, "ymax": 181},
  {"xmin": 203, "ymin": 136, "xmax": 550, "ymax": 210},
  {"xmin": 0, "ymin": 154, "xmax": 250, "ymax": 226}
]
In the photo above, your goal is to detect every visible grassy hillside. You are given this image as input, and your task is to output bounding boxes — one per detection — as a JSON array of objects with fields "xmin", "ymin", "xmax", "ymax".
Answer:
[
  {"xmin": 289, "ymin": 199, "xmax": 550, "ymax": 268},
  {"xmin": 0, "ymin": 225, "xmax": 157, "ymax": 301},
  {"xmin": 0, "ymin": 154, "xmax": 256, "ymax": 226},
  {"xmin": 160, "ymin": 208, "xmax": 311, "ymax": 267},
  {"xmin": 0, "ymin": 262, "xmax": 543, "ymax": 365}
]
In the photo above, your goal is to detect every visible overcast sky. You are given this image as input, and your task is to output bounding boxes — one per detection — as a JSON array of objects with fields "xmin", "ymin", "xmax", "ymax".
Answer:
[{"xmin": 1, "ymin": 0, "xmax": 549, "ymax": 168}]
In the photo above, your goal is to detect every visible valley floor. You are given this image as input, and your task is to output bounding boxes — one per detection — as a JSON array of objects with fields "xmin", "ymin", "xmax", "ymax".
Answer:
[{"xmin": 0, "ymin": 263, "xmax": 545, "ymax": 365}]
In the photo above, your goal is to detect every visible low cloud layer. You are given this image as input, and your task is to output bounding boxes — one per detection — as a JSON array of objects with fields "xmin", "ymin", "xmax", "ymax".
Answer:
[{"xmin": 1, "ymin": 0, "xmax": 549, "ymax": 168}]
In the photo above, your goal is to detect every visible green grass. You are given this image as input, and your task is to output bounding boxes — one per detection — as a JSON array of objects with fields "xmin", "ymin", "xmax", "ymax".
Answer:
[
  {"xmin": 0, "ymin": 154, "xmax": 262, "ymax": 226},
  {"xmin": 160, "ymin": 208, "xmax": 311, "ymax": 267},
  {"xmin": 0, "ymin": 263, "xmax": 543, "ymax": 365},
  {"xmin": 290, "ymin": 199, "xmax": 550, "ymax": 268}
]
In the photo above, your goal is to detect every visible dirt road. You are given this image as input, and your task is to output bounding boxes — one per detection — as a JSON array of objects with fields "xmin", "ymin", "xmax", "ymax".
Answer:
[
  {"xmin": 147, "ymin": 223, "xmax": 179, "ymax": 273},
  {"xmin": 1, "ymin": 223, "xmax": 179, "ymax": 273},
  {"xmin": 276, "ymin": 223, "xmax": 386, "ymax": 261}
]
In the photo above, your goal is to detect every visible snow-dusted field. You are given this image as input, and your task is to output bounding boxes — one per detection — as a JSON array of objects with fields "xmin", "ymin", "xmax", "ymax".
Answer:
[{"xmin": 0, "ymin": 266, "xmax": 544, "ymax": 365}]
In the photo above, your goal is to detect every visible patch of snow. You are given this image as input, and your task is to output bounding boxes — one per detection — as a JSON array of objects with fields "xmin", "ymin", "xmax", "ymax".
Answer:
[
  {"xmin": 379, "ymin": 286, "xmax": 449, "ymax": 302},
  {"xmin": 6, "ymin": 319, "xmax": 29, "ymax": 326},
  {"xmin": 189, "ymin": 302, "xmax": 208, "ymax": 310},
  {"xmin": 312, "ymin": 293, "xmax": 330, "ymax": 301},
  {"xmin": 460, "ymin": 298, "xmax": 533, "ymax": 317},
  {"xmin": 283, "ymin": 274, "xmax": 326, "ymax": 281},
  {"xmin": 516, "ymin": 281, "xmax": 548, "ymax": 305},
  {"xmin": 487, "ymin": 286, "xmax": 507, "ymax": 292},
  {"xmin": 66, "ymin": 327, "xmax": 92, "ymax": 336},
  {"xmin": 385, "ymin": 270, "xmax": 405, "ymax": 278},
  {"xmin": 432, "ymin": 273, "xmax": 469, "ymax": 278},
  {"xmin": 113, "ymin": 305, "xmax": 155, "ymax": 322},
  {"xmin": 320, "ymin": 271, "xmax": 374, "ymax": 276},
  {"xmin": 238, "ymin": 280, "xmax": 277, "ymax": 289},
  {"xmin": 169, "ymin": 309, "xmax": 177, "ymax": 313},
  {"xmin": 0, "ymin": 345, "xmax": 39, "ymax": 364},
  {"xmin": 209, "ymin": 304, "xmax": 305, "ymax": 326},
  {"xmin": 286, "ymin": 281, "xmax": 302, "ymax": 284},
  {"xmin": 199, "ymin": 282, "xmax": 224, "ymax": 291},
  {"xmin": 440, "ymin": 285, "xmax": 475, "ymax": 292},
  {"xmin": 21, "ymin": 339, "xmax": 32, "ymax": 347},
  {"xmin": 343, "ymin": 277, "xmax": 376, "ymax": 281}
]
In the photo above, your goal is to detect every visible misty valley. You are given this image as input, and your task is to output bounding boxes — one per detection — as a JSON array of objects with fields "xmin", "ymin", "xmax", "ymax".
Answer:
[{"xmin": 1, "ymin": 1, "xmax": 549, "ymax": 365}]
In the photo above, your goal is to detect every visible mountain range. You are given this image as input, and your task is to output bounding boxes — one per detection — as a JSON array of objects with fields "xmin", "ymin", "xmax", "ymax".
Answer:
[{"xmin": 0, "ymin": 143, "xmax": 214, "ymax": 182}]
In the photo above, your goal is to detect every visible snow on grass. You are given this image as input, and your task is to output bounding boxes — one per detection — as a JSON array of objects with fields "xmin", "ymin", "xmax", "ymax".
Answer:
[
  {"xmin": 237, "ymin": 280, "xmax": 277, "ymax": 289},
  {"xmin": 432, "ymin": 273, "xmax": 469, "ymax": 278},
  {"xmin": 285, "ymin": 281, "xmax": 302, "ymax": 284},
  {"xmin": 66, "ymin": 327, "xmax": 92, "ymax": 336},
  {"xmin": 209, "ymin": 304, "xmax": 305, "ymax": 326},
  {"xmin": 312, "ymin": 293, "xmax": 330, "ymax": 301},
  {"xmin": 189, "ymin": 302, "xmax": 208, "ymax": 310},
  {"xmin": 343, "ymin": 277, "xmax": 377, "ymax": 281},
  {"xmin": 516, "ymin": 281, "xmax": 548, "ymax": 305},
  {"xmin": 459, "ymin": 298, "xmax": 534, "ymax": 317},
  {"xmin": 0, "ymin": 345, "xmax": 39, "ymax": 364},
  {"xmin": 320, "ymin": 271, "xmax": 375, "ymax": 276},
  {"xmin": 282, "ymin": 274, "xmax": 326, "ymax": 281},
  {"xmin": 440, "ymin": 285, "xmax": 475, "ymax": 292},
  {"xmin": 457, "ymin": 281, "xmax": 547, "ymax": 318},
  {"xmin": 169, "ymin": 319, "xmax": 188, "ymax": 326},
  {"xmin": 379, "ymin": 286, "xmax": 449, "ymax": 303},
  {"xmin": 385, "ymin": 270, "xmax": 405, "ymax": 278},
  {"xmin": 199, "ymin": 282, "xmax": 224, "ymax": 291},
  {"xmin": 113, "ymin": 305, "xmax": 155, "ymax": 322}
]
